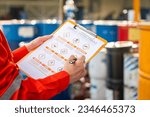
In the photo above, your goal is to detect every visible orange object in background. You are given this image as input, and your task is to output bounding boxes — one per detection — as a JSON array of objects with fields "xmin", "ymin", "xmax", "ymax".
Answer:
[
  {"xmin": 138, "ymin": 23, "xmax": 150, "ymax": 99},
  {"xmin": 133, "ymin": 0, "xmax": 140, "ymax": 22}
]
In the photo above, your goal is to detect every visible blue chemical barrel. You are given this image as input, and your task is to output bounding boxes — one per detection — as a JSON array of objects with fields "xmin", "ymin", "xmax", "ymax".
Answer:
[
  {"xmin": 2, "ymin": 20, "xmax": 38, "ymax": 50},
  {"xmin": 35, "ymin": 20, "xmax": 59, "ymax": 36},
  {"xmin": 77, "ymin": 20, "xmax": 95, "ymax": 32},
  {"xmin": 94, "ymin": 20, "xmax": 118, "ymax": 42}
]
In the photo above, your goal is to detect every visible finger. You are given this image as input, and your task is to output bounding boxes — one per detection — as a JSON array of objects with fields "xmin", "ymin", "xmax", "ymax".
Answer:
[
  {"xmin": 83, "ymin": 69, "xmax": 87, "ymax": 76},
  {"xmin": 76, "ymin": 56, "xmax": 85, "ymax": 65},
  {"xmin": 81, "ymin": 69, "xmax": 87, "ymax": 77},
  {"xmin": 68, "ymin": 55, "xmax": 77, "ymax": 65},
  {"xmin": 68, "ymin": 55, "xmax": 76, "ymax": 61},
  {"xmin": 43, "ymin": 34, "xmax": 53, "ymax": 41},
  {"xmin": 78, "ymin": 55, "xmax": 85, "ymax": 62},
  {"xmin": 42, "ymin": 34, "xmax": 53, "ymax": 39},
  {"xmin": 37, "ymin": 34, "xmax": 53, "ymax": 43},
  {"xmin": 44, "ymin": 34, "xmax": 53, "ymax": 40},
  {"xmin": 78, "ymin": 69, "xmax": 86, "ymax": 78}
]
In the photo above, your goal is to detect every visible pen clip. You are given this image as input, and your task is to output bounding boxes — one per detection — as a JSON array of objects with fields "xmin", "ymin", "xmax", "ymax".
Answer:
[{"xmin": 69, "ymin": 58, "xmax": 77, "ymax": 64}]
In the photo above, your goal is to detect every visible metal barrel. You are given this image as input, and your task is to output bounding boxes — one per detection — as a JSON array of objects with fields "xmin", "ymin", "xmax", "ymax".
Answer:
[
  {"xmin": 88, "ymin": 49, "xmax": 107, "ymax": 100},
  {"xmin": 2, "ymin": 20, "xmax": 37, "ymax": 50},
  {"xmin": 105, "ymin": 41, "xmax": 133, "ymax": 100},
  {"xmin": 138, "ymin": 22, "xmax": 150, "ymax": 99},
  {"xmin": 94, "ymin": 20, "xmax": 118, "ymax": 42}
]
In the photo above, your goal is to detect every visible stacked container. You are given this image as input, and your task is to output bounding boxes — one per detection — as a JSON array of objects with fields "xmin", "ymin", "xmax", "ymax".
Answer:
[
  {"xmin": 118, "ymin": 21, "xmax": 129, "ymax": 41},
  {"xmin": 118, "ymin": 21, "xmax": 140, "ymax": 43},
  {"xmin": 138, "ymin": 22, "xmax": 150, "ymax": 99},
  {"xmin": 88, "ymin": 49, "xmax": 107, "ymax": 99},
  {"xmin": 35, "ymin": 19, "xmax": 59, "ymax": 36},
  {"xmin": 124, "ymin": 44, "xmax": 139, "ymax": 100},
  {"xmin": 77, "ymin": 20, "xmax": 95, "ymax": 32},
  {"xmin": 94, "ymin": 20, "xmax": 118, "ymax": 42},
  {"xmin": 128, "ymin": 22, "xmax": 140, "ymax": 43},
  {"xmin": 2, "ymin": 20, "xmax": 37, "ymax": 50}
]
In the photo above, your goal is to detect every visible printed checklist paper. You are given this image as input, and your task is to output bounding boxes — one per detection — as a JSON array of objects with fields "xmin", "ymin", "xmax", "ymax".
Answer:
[{"xmin": 17, "ymin": 20, "xmax": 107, "ymax": 79}]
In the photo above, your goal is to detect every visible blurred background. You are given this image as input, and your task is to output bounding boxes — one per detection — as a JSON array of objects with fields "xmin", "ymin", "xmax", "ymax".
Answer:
[
  {"xmin": 0, "ymin": 0, "xmax": 150, "ymax": 100},
  {"xmin": 0, "ymin": 0, "xmax": 150, "ymax": 20}
]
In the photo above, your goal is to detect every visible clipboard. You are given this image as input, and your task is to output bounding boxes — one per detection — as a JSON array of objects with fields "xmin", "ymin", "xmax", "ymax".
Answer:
[
  {"xmin": 54, "ymin": 20, "xmax": 107, "ymax": 62},
  {"xmin": 17, "ymin": 20, "xmax": 107, "ymax": 79}
]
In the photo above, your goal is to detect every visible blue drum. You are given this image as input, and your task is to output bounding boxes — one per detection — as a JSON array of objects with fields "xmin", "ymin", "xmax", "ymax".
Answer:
[
  {"xmin": 77, "ymin": 20, "xmax": 95, "ymax": 32},
  {"xmin": 35, "ymin": 20, "xmax": 59, "ymax": 36},
  {"xmin": 94, "ymin": 20, "xmax": 118, "ymax": 42},
  {"xmin": 2, "ymin": 20, "xmax": 37, "ymax": 50}
]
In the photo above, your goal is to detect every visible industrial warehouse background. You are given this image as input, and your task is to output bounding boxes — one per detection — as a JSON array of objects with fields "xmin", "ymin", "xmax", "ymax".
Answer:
[{"xmin": 0, "ymin": 0, "xmax": 150, "ymax": 100}]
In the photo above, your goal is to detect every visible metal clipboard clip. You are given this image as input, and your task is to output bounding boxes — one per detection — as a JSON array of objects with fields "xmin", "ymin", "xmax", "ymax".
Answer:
[{"xmin": 73, "ymin": 24, "xmax": 97, "ymax": 38}]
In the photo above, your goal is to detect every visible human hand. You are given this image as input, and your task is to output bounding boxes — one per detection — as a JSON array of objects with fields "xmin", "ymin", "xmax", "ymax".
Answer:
[
  {"xmin": 64, "ymin": 55, "xmax": 87, "ymax": 84},
  {"xmin": 26, "ymin": 34, "xmax": 53, "ymax": 52}
]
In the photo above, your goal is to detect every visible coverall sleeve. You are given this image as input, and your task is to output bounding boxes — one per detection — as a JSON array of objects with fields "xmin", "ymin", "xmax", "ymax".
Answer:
[
  {"xmin": 11, "ymin": 45, "xmax": 70, "ymax": 100},
  {"xmin": 12, "ymin": 46, "xmax": 29, "ymax": 63},
  {"xmin": 11, "ymin": 71, "xmax": 70, "ymax": 100}
]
